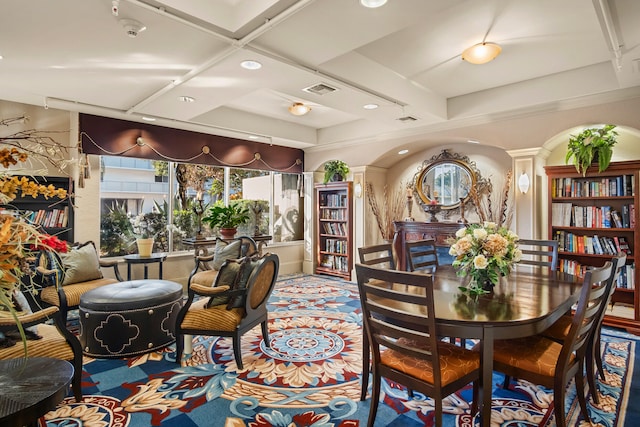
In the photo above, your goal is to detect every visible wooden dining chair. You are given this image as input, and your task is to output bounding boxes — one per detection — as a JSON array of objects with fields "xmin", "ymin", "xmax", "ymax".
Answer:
[
  {"xmin": 491, "ymin": 261, "xmax": 613, "ymax": 427},
  {"xmin": 516, "ymin": 238, "xmax": 559, "ymax": 270},
  {"xmin": 356, "ymin": 264, "xmax": 480, "ymax": 427},
  {"xmin": 541, "ymin": 252, "xmax": 626, "ymax": 404},
  {"xmin": 405, "ymin": 239, "xmax": 438, "ymax": 273},
  {"xmin": 357, "ymin": 243, "xmax": 396, "ymax": 400},
  {"xmin": 358, "ymin": 243, "xmax": 396, "ymax": 269}
]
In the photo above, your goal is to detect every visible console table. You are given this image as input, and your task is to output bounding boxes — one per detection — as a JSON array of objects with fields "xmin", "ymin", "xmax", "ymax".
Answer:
[
  {"xmin": 393, "ymin": 221, "xmax": 466, "ymax": 270},
  {"xmin": 183, "ymin": 235, "xmax": 272, "ymax": 256}
]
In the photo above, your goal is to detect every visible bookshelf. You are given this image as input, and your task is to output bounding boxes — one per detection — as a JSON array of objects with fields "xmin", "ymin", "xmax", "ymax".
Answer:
[
  {"xmin": 545, "ymin": 161, "xmax": 640, "ymax": 332},
  {"xmin": 315, "ymin": 181, "xmax": 353, "ymax": 280},
  {"xmin": 7, "ymin": 176, "xmax": 74, "ymax": 243}
]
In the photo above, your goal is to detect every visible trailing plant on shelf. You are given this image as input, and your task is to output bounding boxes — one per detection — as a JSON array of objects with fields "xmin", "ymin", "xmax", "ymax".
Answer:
[
  {"xmin": 565, "ymin": 124, "xmax": 618, "ymax": 176},
  {"xmin": 323, "ymin": 160, "xmax": 350, "ymax": 184}
]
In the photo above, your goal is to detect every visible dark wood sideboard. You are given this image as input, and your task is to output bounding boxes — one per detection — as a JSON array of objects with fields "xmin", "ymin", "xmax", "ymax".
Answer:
[{"xmin": 393, "ymin": 221, "xmax": 466, "ymax": 270}]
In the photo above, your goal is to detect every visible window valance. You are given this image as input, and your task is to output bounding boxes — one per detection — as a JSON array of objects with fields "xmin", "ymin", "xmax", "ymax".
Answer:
[{"xmin": 79, "ymin": 114, "xmax": 304, "ymax": 173}]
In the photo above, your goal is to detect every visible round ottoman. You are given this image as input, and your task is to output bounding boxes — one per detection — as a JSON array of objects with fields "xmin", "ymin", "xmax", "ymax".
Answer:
[{"xmin": 79, "ymin": 280, "xmax": 183, "ymax": 358}]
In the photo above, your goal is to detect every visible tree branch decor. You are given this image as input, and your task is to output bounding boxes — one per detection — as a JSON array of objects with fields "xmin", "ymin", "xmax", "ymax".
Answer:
[{"xmin": 365, "ymin": 182, "xmax": 406, "ymax": 240}]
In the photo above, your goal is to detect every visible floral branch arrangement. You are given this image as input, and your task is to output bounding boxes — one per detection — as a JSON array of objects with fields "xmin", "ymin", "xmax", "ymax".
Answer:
[
  {"xmin": 365, "ymin": 182, "xmax": 406, "ymax": 241},
  {"xmin": 468, "ymin": 169, "xmax": 513, "ymax": 228},
  {"xmin": 448, "ymin": 222, "xmax": 521, "ymax": 297}
]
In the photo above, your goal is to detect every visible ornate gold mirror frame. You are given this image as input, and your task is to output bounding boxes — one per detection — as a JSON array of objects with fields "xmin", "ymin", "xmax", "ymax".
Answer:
[{"xmin": 412, "ymin": 149, "xmax": 488, "ymax": 219}]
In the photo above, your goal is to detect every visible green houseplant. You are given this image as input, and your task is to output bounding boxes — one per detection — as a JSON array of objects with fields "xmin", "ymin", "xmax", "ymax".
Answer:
[
  {"xmin": 202, "ymin": 201, "xmax": 250, "ymax": 239},
  {"xmin": 565, "ymin": 124, "xmax": 618, "ymax": 176},
  {"xmin": 323, "ymin": 160, "xmax": 350, "ymax": 184}
]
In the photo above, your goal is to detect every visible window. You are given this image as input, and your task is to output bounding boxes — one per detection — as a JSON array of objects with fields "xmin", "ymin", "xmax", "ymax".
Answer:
[{"xmin": 99, "ymin": 156, "xmax": 303, "ymax": 256}]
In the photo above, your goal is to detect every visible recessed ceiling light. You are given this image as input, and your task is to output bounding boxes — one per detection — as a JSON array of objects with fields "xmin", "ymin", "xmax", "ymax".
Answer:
[
  {"xmin": 360, "ymin": 0, "xmax": 388, "ymax": 8},
  {"xmin": 142, "ymin": 116, "xmax": 156, "ymax": 122},
  {"xmin": 241, "ymin": 60, "xmax": 262, "ymax": 70},
  {"xmin": 248, "ymin": 135, "xmax": 259, "ymax": 139},
  {"xmin": 398, "ymin": 149, "xmax": 409, "ymax": 155},
  {"xmin": 363, "ymin": 104, "xmax": 379, "ymax": 110},
  {"xmin": 178, "ymin": 96, "xmax": 195, "ymax": 103},
  {"xmin": 467, "ymin": 139, "xmax": 480, "ymax": 144}
]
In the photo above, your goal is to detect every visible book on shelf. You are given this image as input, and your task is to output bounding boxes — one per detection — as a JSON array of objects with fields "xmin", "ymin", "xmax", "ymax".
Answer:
[
  {"xmin": 617, "ymin": 236, "xmax": 632, "ymax": 255},
  {"xmin": 611, "ymin": 209, "xmax": 623, "ymax": 228}
]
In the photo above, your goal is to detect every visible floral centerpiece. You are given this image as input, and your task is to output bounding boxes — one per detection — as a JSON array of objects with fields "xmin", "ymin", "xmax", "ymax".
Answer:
[{"xmin": 449, "ymin": 222, "xmax": 521, "ymax": 296}]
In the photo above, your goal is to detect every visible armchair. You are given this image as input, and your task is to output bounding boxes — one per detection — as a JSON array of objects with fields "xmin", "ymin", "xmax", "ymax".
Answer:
[
  {"xmin": 36, "ymin": 241, "xmax": 123, "ymax": 323},
  {"xmin": 0, "ymin": 304, "xmax": 83, "ymax": 402},
  {"xmin": 176, "ymin": 252, "xmax": 279, "ymax": 369},
  {"xmin": 187, "ymin": 236, "xmax": 258, "ymax": 288}
]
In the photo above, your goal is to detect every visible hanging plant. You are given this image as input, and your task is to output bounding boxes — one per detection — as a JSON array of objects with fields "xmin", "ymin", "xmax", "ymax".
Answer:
[{"xmin": 565, "ymin": 124, "xmax": 618, "ymax": 176}]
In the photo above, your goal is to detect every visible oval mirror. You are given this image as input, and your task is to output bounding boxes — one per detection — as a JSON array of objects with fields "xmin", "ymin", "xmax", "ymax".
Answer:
[{"xmin": 412, "ymin": 150, "xmax": 485, "ymax": 213}]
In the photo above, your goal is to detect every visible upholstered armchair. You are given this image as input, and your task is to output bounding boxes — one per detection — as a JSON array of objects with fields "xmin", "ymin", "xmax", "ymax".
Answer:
[
  {"xmin": 36, "ymin": 241, "xmax": 123, "ymax": 323},
  {"xmin": 175, "ymin": 252, "xmax": 279, "ymax": 369},
  {"xmin": 0, "ymin": 304, "xmax": 83, "ymax": 402},
  {"xmin": 187, "ymin": 236, "xmax": 258, "ymax": 288}
]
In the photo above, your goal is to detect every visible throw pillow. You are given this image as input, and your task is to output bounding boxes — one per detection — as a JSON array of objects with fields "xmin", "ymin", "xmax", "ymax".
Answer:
[
  {"xmin": 212, "ymin": 238, "xmax": 242, "ymax": 270},
  {"xmin": 59, "ymin": 241, "xmax": 103, "ymax": 285},
  {"xmin": 206, "ymin": 259, "xmax": 243, "ymax": 307},
  {"xmin": 226, "ymin": 254, "xmax": 264, "ymax": 309}
]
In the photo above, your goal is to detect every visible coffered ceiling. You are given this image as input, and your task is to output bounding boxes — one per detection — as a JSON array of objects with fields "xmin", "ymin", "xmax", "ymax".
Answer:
[{"xmin": 1, "ymin": 0, "xmax": 639, "ymax": 152}]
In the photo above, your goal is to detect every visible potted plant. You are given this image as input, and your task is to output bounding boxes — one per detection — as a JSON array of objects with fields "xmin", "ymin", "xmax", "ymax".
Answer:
[
  {"xmin": 565, "ymin": 124, "xmax": 618, "ymax": 176},
  {"xmin": 202, "ymin": 201, "xmax": 250, "ymax": 239},
  {"xmin": 323, "ymin": 160, "xmax": 350, "ymax": 184}
]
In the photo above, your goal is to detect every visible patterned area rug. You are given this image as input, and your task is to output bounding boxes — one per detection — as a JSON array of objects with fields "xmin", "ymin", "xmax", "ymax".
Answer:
[{"xmin": 40, "ymin": 274, "xmax": 638, "ymax": 426}]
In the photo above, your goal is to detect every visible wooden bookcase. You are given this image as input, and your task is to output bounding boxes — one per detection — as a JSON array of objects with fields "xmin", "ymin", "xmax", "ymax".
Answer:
[
  {"xmin": 6, "ymin": 175, "xmax": 74, "ymax": 243},
  {"xmin": 315, "ymin": 181, "xmax": 353, "ymax": 280},
  {"xmin": 545, "ymin": 161, "xmax": 640, "ymax": 333}
]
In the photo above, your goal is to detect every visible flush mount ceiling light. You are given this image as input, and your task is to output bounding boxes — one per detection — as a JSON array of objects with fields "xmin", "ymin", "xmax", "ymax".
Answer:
[
  {"xmin": 363, "ymin": 103, "xmax": 379, "ymax": 110},
  {"xmin": 240, "ymin": 60, "xmax": 262, "ymax": 70},
  {"xmin": 178, "ymin": 96, "xmax": 195, "ymax": 103},
  {"xmin": 398, "ymin": 149, "xmax": 409, "ymax": 155},
  {"xmin": 288, "ymin": 102, "xmax": 311, "ymax": 116},
  {"xmin": 360, "ymin": 0, "xmax": 388, "ymax": 8},
  {"xmin": 462, "ymin": 42, "xmax": 502, "ymax": 64}
]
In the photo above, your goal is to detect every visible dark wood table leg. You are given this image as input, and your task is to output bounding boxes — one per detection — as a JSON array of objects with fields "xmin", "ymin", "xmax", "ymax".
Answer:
[
  {"xmin": 480, "ymin": 326, "xmax": 494, "ymax": 424},
  {"xmin": 159, "ymin": 261, "xmax": 163, "ymax": 279}
]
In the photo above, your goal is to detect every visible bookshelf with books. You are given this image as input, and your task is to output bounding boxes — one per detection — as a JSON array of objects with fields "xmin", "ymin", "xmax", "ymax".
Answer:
[
  {"xmin": 8, "ymin": 175, "xmax": 74, "ymax": 243},
  {"xmin": 546, "ymin": 160, "xmax": 640, "ymax": 332},
  {"xmin": 315, "ymin": 181, "xmax": 353, "ymax": 280}
]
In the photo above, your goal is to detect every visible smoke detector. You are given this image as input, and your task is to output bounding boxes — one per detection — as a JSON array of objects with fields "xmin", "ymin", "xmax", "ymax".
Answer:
[{"xmin": 119, "ymin": 19, "xmax": 146, "ymax": 38}]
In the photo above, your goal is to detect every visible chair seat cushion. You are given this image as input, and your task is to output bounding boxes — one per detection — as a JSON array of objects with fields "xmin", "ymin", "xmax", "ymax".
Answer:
[
  {"xmin": 0, "ymin": 324, "xmax": 74, "ymax": 360},
  {"xmin": 190, "ymin": 269, "xmax": 220, "ymax": 287},
  {"xmin": 40, "ymin": 277, "xmax": 118, "ymax": 307},
  {"xmin": 491, "ymin": 335, "xmax": 573, "ymax": 378},
  {"xmin": 180, "ymin": 298, "xmax": 244, "ymax": 332},
  {"xmin": 381, "ymin": 341, "xmax": 480, "ymax": 386},
  {"xmin": 59, "ymin": 242, "xmax": 104, "ymax": 285},
  {"xmin": 541, "ymin": 314, "xmax": 572, "ymax": 342}
]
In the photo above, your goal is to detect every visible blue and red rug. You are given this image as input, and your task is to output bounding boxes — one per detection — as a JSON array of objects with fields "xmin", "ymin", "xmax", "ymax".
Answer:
[{"xmin": 41, "ymin": 274, "xmax": 638, "ymax": 426}]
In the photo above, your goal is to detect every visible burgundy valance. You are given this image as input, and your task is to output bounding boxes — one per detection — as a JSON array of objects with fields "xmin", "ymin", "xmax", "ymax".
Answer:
[{"xmin": 79, "ymin": 114, "xmax": 304, "ymax": 174}]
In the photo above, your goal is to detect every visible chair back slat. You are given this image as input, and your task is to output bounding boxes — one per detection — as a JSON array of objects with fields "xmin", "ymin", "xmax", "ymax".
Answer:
[
  {"xmin": 405, "ymin": 239, "xmax": 438, "ymax": 273},
  {"xmin": 358, "ymin": 244, "xmax": 396, "ymax": 270},
  {"xmin": 356, "ymin": 264, "xmax": 441, "ymax": 375},
  {"xmin": 562, "ymin": 261, "xmax": 613, "ymax": 365},
  {"xmin": 517, "ymin": 239, "xmax": 559, "ymax": 271}
]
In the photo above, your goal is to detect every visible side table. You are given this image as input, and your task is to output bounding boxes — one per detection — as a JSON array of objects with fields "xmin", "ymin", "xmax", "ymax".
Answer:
[
  {"xmin": 123, "ymin": 253, "xmax": 168, "ymax": 280},
  {"xmin": 0, "ymin": 357, "xmax": 74, "ymax": 426}
]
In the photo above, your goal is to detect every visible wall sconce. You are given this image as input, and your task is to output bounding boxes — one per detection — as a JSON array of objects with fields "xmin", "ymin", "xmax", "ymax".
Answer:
[
  {"xmin": 354, "ymin": 181, "xmax": 363, "ymax": 198},
  {"xmin": 518, "ymin": 172, "xmax": 530, "ymax": 194}
]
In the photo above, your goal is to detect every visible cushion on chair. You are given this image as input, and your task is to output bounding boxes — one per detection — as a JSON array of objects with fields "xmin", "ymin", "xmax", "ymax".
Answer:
[
  {"xmin": 541, "ymin": 314, "xmax": 573, "ymax": 342},
  {"xmin": 40, "ymin": 277, "xmax": 118, "ymax": 307},
  {"xmin": 227, "ymin": 254, "xmax": 264, "ymax": 309},
  {"xmin": 491, "ymin": 335, "xmax": 574, "ymax": 378},
  {"xmin": 380, "ymin": 341, "xmax": 480, "ymax": 386},
  {"xmin": 190, "ymin": 270, "xmax": 220, "ymax": 287},
  {"xmin": 206, "ymin": 259, "xmax": 244, "ymax": 307},
  {"xmin": 59, "ymin": 242, "xmax": 103, "ymax": 285},
  {"xmin": 212, "ymin": 238, "xmax": 242, "ymax": 270},
  {"xmin": 181, "ymin": 298, "xmax": 245, "ymax": 331},
  {"xmin": 0, "ymin": 323, "xmax": 74, "ymax": 360}
]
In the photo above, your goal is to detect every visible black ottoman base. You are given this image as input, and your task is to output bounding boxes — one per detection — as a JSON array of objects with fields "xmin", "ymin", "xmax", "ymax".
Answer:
[{"xmin": 79, "ymin": 280, "xmax": 183, "ymax": 358}]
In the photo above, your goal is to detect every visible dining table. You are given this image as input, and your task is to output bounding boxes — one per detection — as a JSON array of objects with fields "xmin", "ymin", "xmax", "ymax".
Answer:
[{"xmin": 370, "ymin": 264, "xmax": 584, "ymax": 425}]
